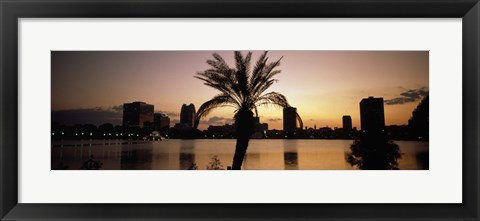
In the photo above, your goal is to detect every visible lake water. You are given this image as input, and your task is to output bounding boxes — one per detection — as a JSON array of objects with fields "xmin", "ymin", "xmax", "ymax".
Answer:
[{"xmin": 51, "ymin": 139, "xmax": 428, "ymax": 170}]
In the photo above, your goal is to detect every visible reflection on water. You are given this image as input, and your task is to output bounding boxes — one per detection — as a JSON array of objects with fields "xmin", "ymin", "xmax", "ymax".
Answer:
[
  {"xmin": 284, "ymin": 152, "xmax": 298, "ymax": 170},
  {"xmin": 81, "ymin": 155, "xmax": 103, "ymax": 170},
  {"xmin": 178, "ymin": 143, "xmax": 199, "ymax": 170},
  {"xmin": 416, "ymin": 151, "xmax": 429, "ymax": 170},
  {"xmin": 284, "ymin": 140, "xmax": 298, "ymax": 170},
  {"xmin": 120, "ymin": 146, "xmax": 153, "ymax": 170},
  {"xmin": 346, "ymin": 133, "xmax": 402, "ymax": 170},
  {"xmin": 51, "ymin": 139, "xmax": 429, "ymax": 170}
]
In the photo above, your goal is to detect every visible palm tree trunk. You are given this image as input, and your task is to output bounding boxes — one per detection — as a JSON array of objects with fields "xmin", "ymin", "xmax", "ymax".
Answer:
[
  {"xmin": 232, "ymin": 133, "xmax": 250, "ymax": 170},
  {"xmin": 231, "ymin": 108, "xmax": 254, "ymax": 170}
]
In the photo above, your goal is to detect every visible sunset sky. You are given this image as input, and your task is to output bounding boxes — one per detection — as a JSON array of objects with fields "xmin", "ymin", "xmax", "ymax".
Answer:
[{"xmin": 51, "ymin": 51, "xmax": 428, "ymax": 130}]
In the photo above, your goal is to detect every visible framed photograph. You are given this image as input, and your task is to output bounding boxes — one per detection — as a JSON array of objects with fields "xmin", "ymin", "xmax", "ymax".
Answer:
[{"xmin": 1, "ymin": 0, "xmax": 479, "ymax": 220}]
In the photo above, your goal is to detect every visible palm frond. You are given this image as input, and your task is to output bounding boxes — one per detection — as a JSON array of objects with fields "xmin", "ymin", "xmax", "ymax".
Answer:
[
  {"xmin": 249, "ymin": 51, "xmax": 268, "ymax": 90},
  {"xmin": 194, "ymin": 94, "xmax": 239, "ymax": 128},
  {"xmin": 250, "ymin": 76, "xmax": 280, "ymax": 102},
  {"xmin": 195, "ymin": 51, "xmax": 289, "ymax": 128},
  {"xmin": 206, "ymin": 53, "xmax": 230, "ymax": 72},
  {"xmin": 250, "ymin": 59, "xmax": 282, "ymax": 99},
  {"xmin": 196, "ymin": 60, "xmax": 243, "ymax": 104},
  {"xmin": 234, "ymin": 51, "xmax": 252, "ymax": 101},
  {"xmin": 254, "ymin": 91, "xmax": 290, "ymax": 109},
  {"xmin": 195, "ymin": 74, "xmax": 242, "ymax": 105}
]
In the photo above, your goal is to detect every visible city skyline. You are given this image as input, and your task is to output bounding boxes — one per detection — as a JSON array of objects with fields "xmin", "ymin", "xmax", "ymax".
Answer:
[{"xmin": 51, "ymin": 51, "xmax": 429, "ymax": 130}]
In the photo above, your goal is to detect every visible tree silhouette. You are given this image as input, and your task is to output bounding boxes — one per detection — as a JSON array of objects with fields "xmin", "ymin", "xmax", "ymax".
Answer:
[
  {"xmin": 346, "ymin": 132, "xmax": 401, "ymax": 170},
  {"xmin": 194, "ymin": 51, "xmax": 291, "ymax": 170},
  {"xmin": 206, "ymin": 155, "xmax": 224, "ymax": 170},
  {"xmin": 408, "ymin": 96, "xmax": 429, "ymax": 141}
]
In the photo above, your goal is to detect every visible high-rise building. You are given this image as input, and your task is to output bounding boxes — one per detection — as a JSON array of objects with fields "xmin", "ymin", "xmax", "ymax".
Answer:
[
  {"xmin": 154, "ymin": 113, "xmax": 170, "ymax": 130},
  {"xmin": 180, "ymin": 103, "xmax": 196, "ymax": 128},
  {"xmin": 359, "ymin": 97, "xmax": 385, "ymax": 133},
  {"xmin": 253, "ymin": 117, "xmax": 268, "ymax": 133},
  {"xmin": 122, "ymin": 101, "xmax": 154, "ymax": 128},
  {"xmin": 253, "ymin": 116, "xmax": 260, "ymax": 124},
  {"xmin": 342, "ymin": 115, "xmax": 352, "ymax": 131},
  {"xmin": 283, "ymin": 107, "xmax": 298, "ymax": 133}
]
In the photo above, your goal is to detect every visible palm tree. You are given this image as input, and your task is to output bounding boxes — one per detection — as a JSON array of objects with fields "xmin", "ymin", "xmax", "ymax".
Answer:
[{"xmin": 194, "ymin": 51, "xmax": 291, "ymax": 170}]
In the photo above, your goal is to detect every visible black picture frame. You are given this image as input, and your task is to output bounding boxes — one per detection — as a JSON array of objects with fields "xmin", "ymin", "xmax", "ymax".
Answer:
[{"xmin": 1, "ymin": 0, "xmax": 479, "ymax": 220}]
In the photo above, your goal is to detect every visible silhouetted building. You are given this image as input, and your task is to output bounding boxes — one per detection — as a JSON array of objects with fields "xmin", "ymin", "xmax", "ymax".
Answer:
[
  {"xmin": 253, "ymin": 117, "xmax": 260, "ymax": 124},
  {"xmin": 349, "ymin": 97, "xmax": 400, "ymax": 170},
  {"xmin": 342, "ymin": 115, "xmax": 352, "ymax": 131},
  {"xmin": 122, "ymin": 102, "xmax": 154, "ymax": 128},
  {"xmin": 154, "ymin": 113, "xmax": 170, "ymax": 130},
  {"xmin": 318, "ymin": 126, "xmax": 334, "ymax": 138},
  {"xmin": 359, "ymin": 97, "xmax": 385, "ymax": 133},
  {"xmin": 260, "ymin": 123, "xmax": 268, "ymax": 131},
  {"xmin": 252, "ymin": 117, "xmax": 269, "ymax": 138},
  {"xmin": 206, "ymin": 124, "xmax": 235, "ymax": 138},
  {"xmin": 180, "ymin": 103, "xmax": 196, "ymax": 128},
  {"xmin": 253, "ymin": 117, "xmax": 268, "ymax": 132},
  {"xmin": 283, "ymin": 107, "xmax": 298, "ymax": 133},
  {"xmin": 173, "ymin": 123, "xmax": 191, "ymax": 130},
  {"xmin": 408, "ymin": 96, "xmax": 429, "ymax": 140}
]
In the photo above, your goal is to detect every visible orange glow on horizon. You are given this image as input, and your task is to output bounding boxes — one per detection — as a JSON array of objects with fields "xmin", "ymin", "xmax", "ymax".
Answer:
[{"xmin": 52, "ymin": 51, "xmax": 428, "ymax": 130}]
